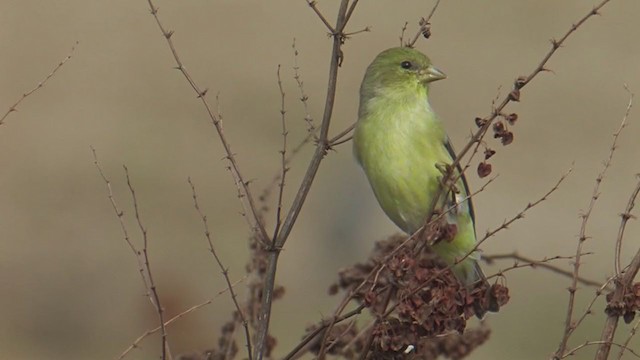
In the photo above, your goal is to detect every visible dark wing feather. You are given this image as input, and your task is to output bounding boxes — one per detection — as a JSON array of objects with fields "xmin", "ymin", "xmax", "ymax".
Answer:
[{"xmin": 443, "ymin": 138, "xmax": 476, "ymax": 228}]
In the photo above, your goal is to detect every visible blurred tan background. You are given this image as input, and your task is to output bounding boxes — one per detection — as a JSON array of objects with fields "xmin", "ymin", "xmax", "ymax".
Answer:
[{"xmin": 1, "ymin": 1, "xmax": 640, "ymax": 359}]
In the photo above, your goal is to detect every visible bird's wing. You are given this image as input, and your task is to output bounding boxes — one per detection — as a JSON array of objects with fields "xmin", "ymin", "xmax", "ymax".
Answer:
[{"xmin": 444, "ymin": 137, "xmax": 476, "ymax": 229}]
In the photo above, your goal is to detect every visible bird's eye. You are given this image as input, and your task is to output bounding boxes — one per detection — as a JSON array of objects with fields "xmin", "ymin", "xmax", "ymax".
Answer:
[{"xmin": 400, "ymin": 61, "xmax": 413, "ymax": 69}]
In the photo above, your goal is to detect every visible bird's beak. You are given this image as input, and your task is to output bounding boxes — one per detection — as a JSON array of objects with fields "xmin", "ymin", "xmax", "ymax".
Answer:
[{"xmin": 421, "ymin": 65, "xmax": 447, "ymax": 83}]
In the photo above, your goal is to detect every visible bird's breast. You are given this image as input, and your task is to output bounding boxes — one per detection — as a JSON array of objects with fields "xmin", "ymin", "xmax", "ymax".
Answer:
[{"xmin": 354, "ymin": 100, "xmax": 449, "ymax": 233}]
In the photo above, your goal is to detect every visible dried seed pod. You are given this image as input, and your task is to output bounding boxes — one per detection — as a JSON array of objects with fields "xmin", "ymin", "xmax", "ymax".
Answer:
[
  {"xmin": 477, "ymin": 162, "xmax": 492, "ymax": 178},
  {"xmin": 475, "ymin": 117, "xmax": 487, "ymax": 127},
  {"xmin": 484, "ymin": 148, "xmax": 496, "ymax": 160},
  {"xmin": 501, "ymin": 131, "xmax": 514, "ymax": 146},
  {"xmin": 504, "ymin": 113, "xmax": 518, "ymax": 125}
]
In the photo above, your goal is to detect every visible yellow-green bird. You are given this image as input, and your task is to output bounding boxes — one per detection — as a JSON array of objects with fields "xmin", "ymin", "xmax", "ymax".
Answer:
[{"xmin": 353, "ymin": 47, "xmax": 485, "ymax": 286}]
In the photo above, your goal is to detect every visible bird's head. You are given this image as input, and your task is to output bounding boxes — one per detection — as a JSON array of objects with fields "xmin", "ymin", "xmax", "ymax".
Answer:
[{"xmin": 361, "ymin": 47, "xmax": 446, "ymax": 96}]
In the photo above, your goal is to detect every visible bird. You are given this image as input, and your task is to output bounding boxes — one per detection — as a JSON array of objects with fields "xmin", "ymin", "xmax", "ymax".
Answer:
[{"xmin": 353, "ymin": 47, "xmax": 486, "ymax": 287}]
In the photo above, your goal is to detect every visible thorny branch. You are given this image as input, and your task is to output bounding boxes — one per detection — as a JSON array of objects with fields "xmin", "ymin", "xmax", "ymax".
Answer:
[
  {"xmin": 595, "ymin": 177, "xmax": 640, "ymax": 360},
  {"xmin": 124, "ymin": 166, "xmax": 169, "ymax": 360},
  {"xmin": 144, "ymin": 0, "xmax": 270, "ymax": 245},
  {"xmin": 1, "ymin": 41, "xmax": 78, "ymax": 125},
  {"xmin": 456, "ymin": 169, "xmax": 572, "ymax": 267},
  {"xmin": 483, "ymin": 252, "xmax": 608, "ymax": 288},
  {"xmin": 614, "ymin": 87, "xmax": 635, "ymax": 276},
  {"xmin": 555, "ymin": 84, "xmax": 632, "ymax": 359},
  {"xmin": 188, "ymin": 179, "xmax": 253, "ymax": 360},
  {"xmin": 564, "ymin": 340, "xmax": 640, "ymax": 359},
  {"xmin": 258, "ymin": 42, "xmax": 318, "ymax": 212},
  {"xmin": 273, "ymin": 66, "xmax": 289, "ymax": 241},
  {"xmin": 92, "ymin": 148, "xmax": 168, "ymax": 359},
  {"xmin": 406, "ymin": 0, "xmax": 442, "ymax": 47}
]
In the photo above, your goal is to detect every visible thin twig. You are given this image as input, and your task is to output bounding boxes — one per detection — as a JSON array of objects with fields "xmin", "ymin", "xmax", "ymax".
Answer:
[
  {"xmin": 483, "ymin": 252, "xmax": 608, "ymax": 288},
  {"xmin": 456, "ymin": 168, "xmax": 572, "ymax": 266},
  {"xmin": 306, "ymin": 1, "xmax": 336, "ymax": 33},
  {"xmin": 292, "ymin": 39, "xmax": 316, "ymax": 135},
  {"xmin": 399, "ymin": 21, "xmax": 409, "ymax": 46},
  {"xmin": 328, "ymin": 123, "xmax": 355, "ymax": 146},
  {"xmin": 406, "ymin": 0, "xmax": 442, "ymax": 48},
  {"xmin": 343, "ymin": 0, "xmax": 361, "ymax": 26},
  {"xmin": 257, "ymin": 42, "xmax": 318, "ymax": 211},
  {"xmin": 188, "ymin": 178, "xmax": 253, "ymax": 360},
  {"xmin": 144, "ymin": 0, "xmax": 269, "ymax": 245},
  {"xmin": 91, "ymin": 148, "xmax": 150, "ymax": 293},
  {"xmin": 94, "ymin": 148, "xmax": 172, "ymax": 360},
  {"xmin": 614, "ymin": 86, "xmax": 635, "ymax": 276},
  {"xmin": 1, "ymin": 41, "xmax": 78, "ymax": 125},
  {"xmin": 124, "ymin": 166, "xmax": 169, "ymax": 360},
  {"xmin": 563, "ymin": 340, "xmax": 640, "ymax": 359},
  {"xmin": 272, "ymin": 66, "xmax": 289, "ymax": 241}
]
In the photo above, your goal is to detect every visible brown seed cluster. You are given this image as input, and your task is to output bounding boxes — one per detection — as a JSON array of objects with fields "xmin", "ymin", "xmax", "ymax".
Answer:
[
  {"xmin": 320, "ymin": 234, "xmax": 509, "ymax": 359},
  {"xmin": 605, "ymin": 282, "xmax": 640, "ymax": 324}
]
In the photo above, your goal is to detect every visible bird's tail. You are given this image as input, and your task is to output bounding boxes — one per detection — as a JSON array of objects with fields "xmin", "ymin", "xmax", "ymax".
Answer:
[{"xmin": 453, "ymin": 259, "xmax": 500, "ymax": 319}]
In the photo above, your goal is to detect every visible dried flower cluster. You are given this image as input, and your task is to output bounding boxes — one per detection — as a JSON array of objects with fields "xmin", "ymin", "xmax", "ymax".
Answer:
[
  {"xmin": 605, "ymin": 282, "xmax": 640, "ymax": 324},
  {"xmin": 318, "ymin": 234, "xmax": 509, "ymax": 359}
]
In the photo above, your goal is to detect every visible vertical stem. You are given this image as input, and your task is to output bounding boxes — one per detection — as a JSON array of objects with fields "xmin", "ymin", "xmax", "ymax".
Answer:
[{"xmin": 252, "ymin": 1, "xmax": 353, "ymax": 359}]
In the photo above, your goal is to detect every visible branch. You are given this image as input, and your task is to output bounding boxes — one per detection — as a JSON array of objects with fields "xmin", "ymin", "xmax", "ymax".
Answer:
[
  {"xmin": 144, "ymin": 0, "xmax": 270, "ymax": 245},
  {"xmin": 483, "ymin": 252, "xmax": 607, "ymax": 288},
  {"xmin": 564, "ymin": 340, "xmax": 640, "ymax": 359},
  {"xmin": 124, "ymin": 166, "xmax": 169, "ymax": 360},
  {"xmin": 272, "ymin": 65, "xmax": 289, "ymax": 241},
  {"xmin": 92, "ymin": 148, "xmax": 169, "ymax": 359},
  {"xmin": 595, "ymin": 177, "xmax": 640, "ymax": 360},
  {"xmin": 614, "ymin": 86, "xmax": 635, "ymax": 276},
  {"xmin": 292, "ymin": 39, "xmax": 317, "ymax": 135},
  {"xmin": 555, "ymin": 83, "xmax": 632, "ymax": 358},
  {"xmin": 405, "ymin": 0, "xmax": 442, "ymax": 47},
  {"xmin": 188, "ymin": 179, "xmax": 252, "ymax": 360},
  {"xmin": 91, "ymin": 148, "xmax": 150, "ymax": 293},
  {"xmin": 254, "ymin": 2, "xmax": 358, "ymax": 358},
  {"xmin": 458, "ymin": 168, "xmax": 572, "ymax": 265},
  {"xmin": 1, "ymin": 41, "xmax": 78, "ymax": 125}
]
